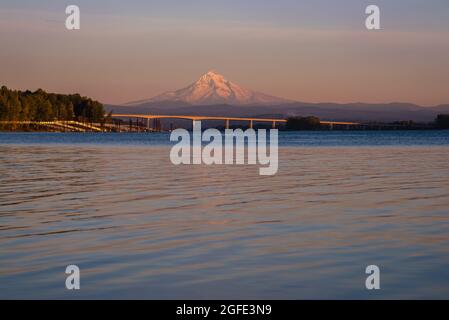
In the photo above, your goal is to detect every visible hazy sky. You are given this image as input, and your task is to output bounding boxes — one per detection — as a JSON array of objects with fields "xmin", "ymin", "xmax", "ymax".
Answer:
[{"xmin": 1, "ymin": 0, "xmax": 448, "ymax": 105}]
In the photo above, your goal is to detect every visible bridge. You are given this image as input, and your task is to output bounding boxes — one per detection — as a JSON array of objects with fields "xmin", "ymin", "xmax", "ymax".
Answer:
[
  {"xmin": 110, "ymin": 114, "xmax": 360, "ymax": 130},
  {"xmin": 0, "ymin": 120, "xmax": 104, "ymax": 132},
  {"xmin": 0, "ymin": 116, "xmax": 361, "ymax": 132}
]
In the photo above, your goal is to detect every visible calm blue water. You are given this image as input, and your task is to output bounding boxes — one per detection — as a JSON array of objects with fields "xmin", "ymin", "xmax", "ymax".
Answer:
[
  {"xmin": 1, "ymin": 131, "xmax": 449, "ymax": 299},
  {"xmin": 1, "ymin": 130, "xmax": 449, "ymax": 147}
]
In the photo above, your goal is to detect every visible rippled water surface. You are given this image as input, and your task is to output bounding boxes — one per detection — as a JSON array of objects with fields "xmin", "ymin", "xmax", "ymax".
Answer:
[{"xmin": 1, "ymin": 132, "xmax": 449, "ymax": 299}]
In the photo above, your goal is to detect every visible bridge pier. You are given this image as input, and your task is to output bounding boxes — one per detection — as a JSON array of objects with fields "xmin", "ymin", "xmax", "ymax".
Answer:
[
  {"xmin": 249, "ymin": 120, "xmax": 253, "ymax": 129},
  {"xmin": 225, "ymin": 119, "xmax": 230, "ymax": 129},
  {"xmin": 272, "ymin": 121, "xmax": 276, "ymax": 129}
]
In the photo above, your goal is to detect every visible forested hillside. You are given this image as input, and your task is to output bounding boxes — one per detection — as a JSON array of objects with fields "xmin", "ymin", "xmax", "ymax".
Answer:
[{"xmin": 0, "ymin": 86, "xmax": 104, "ymax": 122}]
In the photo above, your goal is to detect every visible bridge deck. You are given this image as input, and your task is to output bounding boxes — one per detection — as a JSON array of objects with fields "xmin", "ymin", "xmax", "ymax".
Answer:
[
  {"xmin": 110, "ymin": 114, "xmax": 359, "ymax": 126},
  {"xmin": 111, "ymin": 114, "xmax": 286, "ymax": 123}
]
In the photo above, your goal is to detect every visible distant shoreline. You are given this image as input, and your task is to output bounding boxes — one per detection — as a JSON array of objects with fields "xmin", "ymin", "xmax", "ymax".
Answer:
[
  {"xmin": 1, "ymin": 115, "xmax": 448, "ymax": 132},
  {"xmin": 0, "ymin": 125, "xmax": 446, "ymax": 132}
]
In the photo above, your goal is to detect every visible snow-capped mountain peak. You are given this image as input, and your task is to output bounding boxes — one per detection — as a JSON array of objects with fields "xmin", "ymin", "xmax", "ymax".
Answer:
[{"xmin": 126, "ymin": 71, "xmax": 291, "ymax": 106}]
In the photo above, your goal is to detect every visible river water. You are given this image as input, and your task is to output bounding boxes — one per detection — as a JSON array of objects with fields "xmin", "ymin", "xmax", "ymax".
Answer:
[{"xmin": 1, "ymin": 131, "xmax": 449, "ymax": 299}]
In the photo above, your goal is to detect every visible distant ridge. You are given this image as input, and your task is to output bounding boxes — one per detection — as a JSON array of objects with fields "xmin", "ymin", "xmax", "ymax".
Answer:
[{"xmin": 107, "ymin": 101, "xmax": 449, "ymax": 123}]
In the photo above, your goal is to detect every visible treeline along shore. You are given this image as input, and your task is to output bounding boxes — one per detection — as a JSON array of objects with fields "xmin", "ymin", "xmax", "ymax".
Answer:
[
  {"xmin": 1, "ymin": 85, "xmax": 449, "ymax": 132},
  {"xmin": 0, "ymin": 85, "xmax": 105, "ymax": 130},
  {"xmin": 285, "ymin": 115, "xmax": 449, "ymax": 131}
]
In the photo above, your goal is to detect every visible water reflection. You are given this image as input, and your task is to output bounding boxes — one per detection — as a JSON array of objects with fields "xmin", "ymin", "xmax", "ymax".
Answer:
[{"xmin": 1, "ymin": 143, "xmax": 449, "ymax": 299}]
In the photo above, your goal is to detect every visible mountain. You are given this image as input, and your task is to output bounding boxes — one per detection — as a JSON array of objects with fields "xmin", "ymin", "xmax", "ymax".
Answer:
[
  {"xmin": 107, "ymin": 70, "xmax": 449, "ymax": 123},
  {"xmin": 126, "ymin": 70, "xmax": 291, "ymax": 106}
]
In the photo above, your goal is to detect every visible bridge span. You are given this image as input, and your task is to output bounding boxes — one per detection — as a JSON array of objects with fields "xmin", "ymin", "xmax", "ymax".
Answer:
[{"xmin": 110, "ymin": 114, "xmax": 360, "ymax": 130}]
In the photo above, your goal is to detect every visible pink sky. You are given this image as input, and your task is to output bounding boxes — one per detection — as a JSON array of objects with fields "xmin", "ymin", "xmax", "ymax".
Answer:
[{"xmin": 0, "ymin": 3, "xmax": 448, "ymax": 106}]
